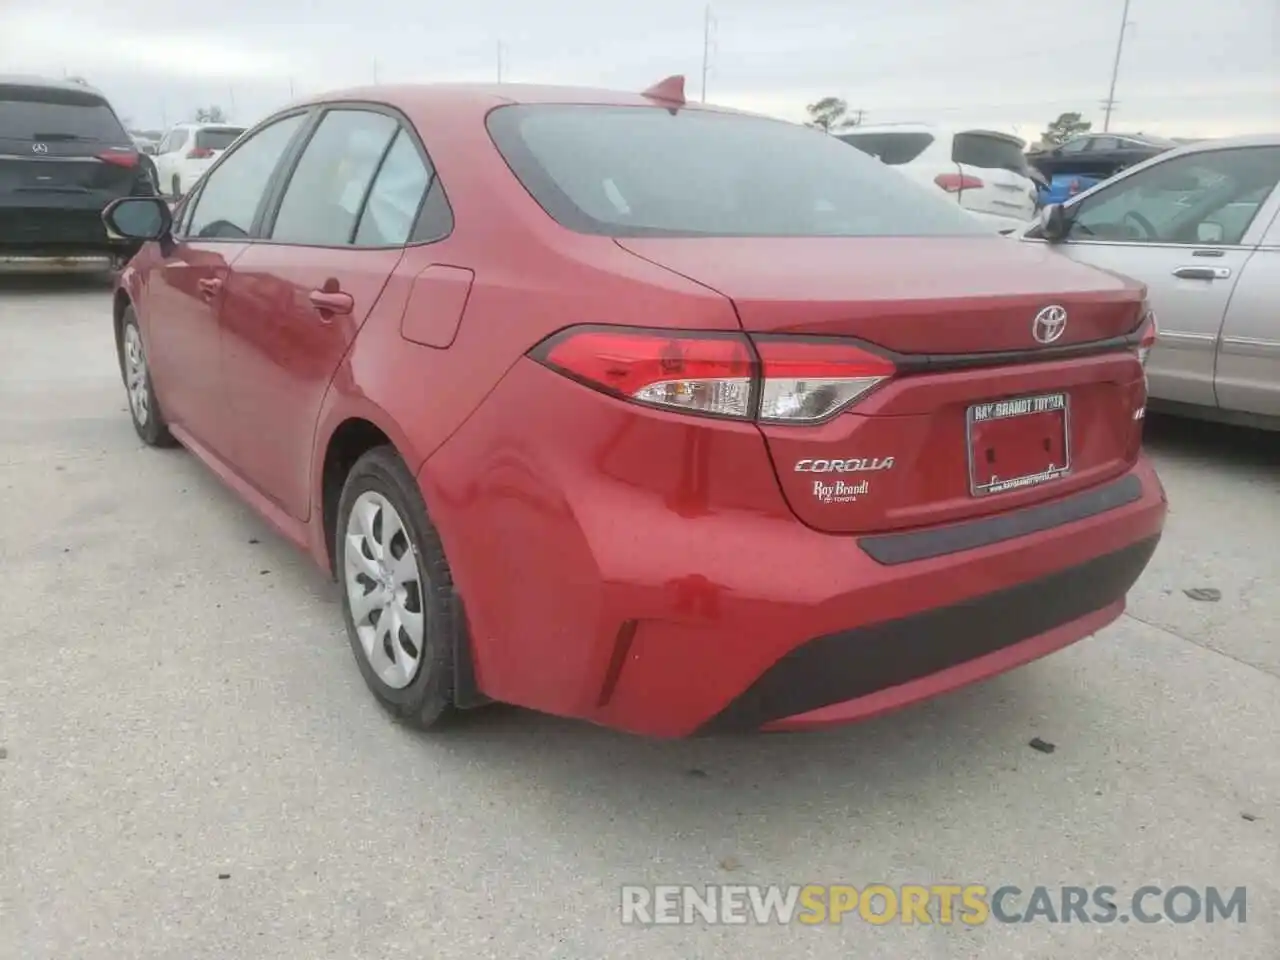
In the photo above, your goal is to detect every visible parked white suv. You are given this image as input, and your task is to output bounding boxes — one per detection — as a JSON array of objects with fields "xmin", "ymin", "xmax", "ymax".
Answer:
[
  {"xmin": 838, "ymin": 124, "xmax": 1039, "ymax": 231},
  {"xmin": 152, "ymin": 122, "xmax": 246, "ymax": 198}
]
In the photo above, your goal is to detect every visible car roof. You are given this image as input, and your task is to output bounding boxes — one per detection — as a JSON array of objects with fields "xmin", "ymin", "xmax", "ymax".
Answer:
[
  {"xmin": 288, "ymin": 81, "xmax": 755, "ymax": 118},
  {"xmin": 0, "ymin": 73, "xmax": 111, "ymax": 99}
]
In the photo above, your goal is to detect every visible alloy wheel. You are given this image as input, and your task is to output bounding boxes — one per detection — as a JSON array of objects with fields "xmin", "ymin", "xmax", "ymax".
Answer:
[
  {"xmin": 343, "ymin": 491, "xmax": 426, "ymax": 690},
  {"xmin": 123, "ymin": 324, "xmax": 150, "ymax": 427}
]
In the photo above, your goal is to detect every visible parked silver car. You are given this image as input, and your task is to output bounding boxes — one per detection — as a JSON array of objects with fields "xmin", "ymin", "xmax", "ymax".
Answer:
[{"xmin": 1020, "ymin": 133, "xmax": 1280, "ymax": 430}]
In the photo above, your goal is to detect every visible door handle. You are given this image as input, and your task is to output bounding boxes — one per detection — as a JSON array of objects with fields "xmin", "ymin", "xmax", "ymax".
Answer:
[
  {"xmin": 308, "ymin": 289, "xmax": 354, "ymax": 315},
  {"xmin": 197, "ymin": 277, "xmax": 222, "ymax": 300},
  {"xmin": 1173, "ymin": 265, "xmax": 1231, "ymax": 280}
]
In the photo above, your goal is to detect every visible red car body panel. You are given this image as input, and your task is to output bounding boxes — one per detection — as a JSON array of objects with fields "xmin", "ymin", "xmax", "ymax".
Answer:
[{"xmin": 114, "ymin": 83, "xmax": 1168, "ymax": 737}]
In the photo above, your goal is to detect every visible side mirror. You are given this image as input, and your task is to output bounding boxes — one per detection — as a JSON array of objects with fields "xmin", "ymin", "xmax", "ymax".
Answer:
[
  {"xmin": 1196, "ymin": 221, "xmax": 1225, "ymax": 244},
  {"xmin": 103, "ymin": 196, "xmax": 172, "ymax": 241},
  {"xmin": 1039, "ymin": 202, "xmax": 1070, "ymax": 243}
]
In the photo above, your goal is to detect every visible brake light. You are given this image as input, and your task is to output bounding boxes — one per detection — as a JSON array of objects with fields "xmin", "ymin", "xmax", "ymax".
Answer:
[
  {"xmin": 935, "ymin": 173, "xmax": 984, "ymax": 193},
  {"xmin": 96, "ymin": 150, "xmax": 138, "ymax": 168},
  {"xmin": 531, "ymin": 327, "xmax": 896, "ymax": 423},
  {"xmin": 187, "ymin": 147, "xmax": 214, "ymax": 159},
  {"xmin": 1136, "ymin": 306, "xmax": 1158, "ymax": 367}
]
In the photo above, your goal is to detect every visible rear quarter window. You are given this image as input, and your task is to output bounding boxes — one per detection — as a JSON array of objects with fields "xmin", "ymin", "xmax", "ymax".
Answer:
[
  {"xmin": 837, "ymin": 131, "xmax": 934, "ymax": 165},
  {"xmin": 952, "ymin": 132, "xmax": 1030, "ymax": 175},
  {"xmin": 487, "ymin": 106, "xmax": 987, "ymax": 239},
  {"xmin": 0, "ymin": 83, "xmax": 129, "ymax": 143}
]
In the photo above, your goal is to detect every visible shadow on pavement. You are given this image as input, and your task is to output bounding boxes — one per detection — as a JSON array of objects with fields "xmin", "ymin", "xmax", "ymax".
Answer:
[{"xmin": 1143, "ymin": 411, "xmax": 1280, "ymax": 468}]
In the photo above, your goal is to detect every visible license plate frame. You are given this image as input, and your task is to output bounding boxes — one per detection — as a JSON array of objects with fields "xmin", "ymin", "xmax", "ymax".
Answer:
[{"xmin": 966, "ymin": 392, "xmax": 1071, "ymax": 497}]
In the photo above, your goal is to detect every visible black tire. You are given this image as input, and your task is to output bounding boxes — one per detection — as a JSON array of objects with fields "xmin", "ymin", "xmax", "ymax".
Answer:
[
  {"xmin": 118, "ymin": 307, "xmax": 177, "ymax": 447},
  {"xmin": 336, "ymin": 446, "xmax": 456, "ymax": 729}
]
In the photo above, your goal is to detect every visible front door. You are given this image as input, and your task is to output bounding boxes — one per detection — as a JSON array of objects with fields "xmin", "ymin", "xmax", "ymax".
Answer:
[
  {"xmin": 1031, "ymin": 144, "xmax": 1280, "ymax": 410},
  {"xmin": 219, "ymin": 107, "xmax": 436, "ymax": 520},
  {"xmin": 145, "ymin": 111, "xmax": 311, "ymax": 457}
]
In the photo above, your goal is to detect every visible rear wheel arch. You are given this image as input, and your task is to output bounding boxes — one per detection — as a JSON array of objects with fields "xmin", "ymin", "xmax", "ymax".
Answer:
[{"xmin": 321, "ymin": 417, "xmax": 396, "ymax": 576}]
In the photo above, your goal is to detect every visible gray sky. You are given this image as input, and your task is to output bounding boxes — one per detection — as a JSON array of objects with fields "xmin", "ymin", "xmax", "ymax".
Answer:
[{"xmin": 3, "ymin": 0, "xmax": 1277, "ymax": 140}]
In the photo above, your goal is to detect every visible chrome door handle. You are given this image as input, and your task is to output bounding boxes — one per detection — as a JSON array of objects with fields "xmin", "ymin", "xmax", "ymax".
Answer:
[{"xmin": 1173, "ymin": 265, "xmax": 1231, "ymax": 280}]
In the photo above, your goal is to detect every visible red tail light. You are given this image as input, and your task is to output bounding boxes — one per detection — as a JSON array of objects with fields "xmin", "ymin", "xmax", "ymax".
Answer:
[
  {"xmin": 96, "ymin": 150, "xmax": 138, "ymax": 168},
  {"xmin": 935, "ymin": 173, "xmax": 984, "ymax": 193},
  {"xmin": 531, "ymin": 326, "xmax": 896, "ymax": 423},
  {"xmin": 187, "ymin": 147, "xmax": 214, "ymax": 159},
  {"xmin": 1067, "ymin": 177, "xmax": 1082, "ymax": 195}
]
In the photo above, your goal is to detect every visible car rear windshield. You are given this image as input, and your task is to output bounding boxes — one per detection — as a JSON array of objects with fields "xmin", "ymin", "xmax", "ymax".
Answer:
[
  {"xmin": 196, "ymin": 127, "xmax": 245, "ymax": 151},
  {"xmin": 836, "ymin": 131, "xmax": 934, "ymax": 165},
  {"xmin": 486, "ymin": 106, "xmax": 988, "ymax": 238},
  {"xmin": 952, "ymin": 132, "xmax": 1030, "ymax": 175},
  {"xmin": 0, "ymin": 83, "xmax": 129, "ymax": 143}
]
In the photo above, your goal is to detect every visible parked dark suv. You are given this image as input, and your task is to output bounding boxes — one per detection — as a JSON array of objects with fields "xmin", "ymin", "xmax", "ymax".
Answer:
[{"xmin": 1, "ymin": 75, "xmax": 156, "ymax": 265}]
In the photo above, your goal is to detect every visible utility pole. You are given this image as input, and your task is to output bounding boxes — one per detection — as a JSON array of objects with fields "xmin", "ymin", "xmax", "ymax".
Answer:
[
  {"xmin": 1101, "ymin": 0, "xmax": 1132, "ymax": 132},
  {"xmin": 851, "ymin": 108, "xmax": 865, "ymax": 126},
  {"xmin": 700, "ymin": 4, "xmax": 714, "ymax": 102}
]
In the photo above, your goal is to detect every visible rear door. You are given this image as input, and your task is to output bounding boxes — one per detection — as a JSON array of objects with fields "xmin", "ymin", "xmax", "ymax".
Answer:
[
  {"xmin": 1034, "ymin": 144, "xmax": 1280, "ymax": 409},
  {"xmin": 0, "ymin": 81, "xmax": 142, "ymax": 235},
  {"xmin": 951, "ymin": 130, "xmax": 1038, "ymax": 222},
  {"xmin": 219, "ymin": 106, "xmax": 430, "ymax": 519}
]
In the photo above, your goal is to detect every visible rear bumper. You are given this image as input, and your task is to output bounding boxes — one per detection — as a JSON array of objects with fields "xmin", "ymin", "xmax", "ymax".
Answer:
[
  {"xmin": 704, "ymin": 534, "xmax": 1157, "ymax": 733},
  {"xmin": 420, "ymin": 359, "xmax": 1168, "ymax": 738},
  {"xmin": 0, "ymin": 202, "xmax": 138, "ymax": 257}
]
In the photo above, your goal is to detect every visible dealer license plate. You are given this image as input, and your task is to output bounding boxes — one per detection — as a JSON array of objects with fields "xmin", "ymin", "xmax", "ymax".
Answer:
[{"xmin": 967, "ymin": 392, "xmax": 1071, "ymax": 497}]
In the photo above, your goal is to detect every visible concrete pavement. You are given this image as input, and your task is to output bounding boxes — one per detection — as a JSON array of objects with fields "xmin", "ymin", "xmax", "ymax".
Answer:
[{"xmin": 1, "ymin": 274, "xmax": 1276, "ymax": 960}]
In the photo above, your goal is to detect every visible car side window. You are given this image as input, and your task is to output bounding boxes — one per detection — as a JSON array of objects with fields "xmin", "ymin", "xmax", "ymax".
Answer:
[
  {"xmin": 186, "ymin": 113, "xmax": 306, "ymax": 240},
  {"xmin": 157, "ymin": 131, "xmax": 172, "ymax": 153},
  {"xmin": 1058, "ymin": 138, "xmax": 1089, "ymax": 154},
  {"xmin": 353, "ymin": 129, "xmax": 433, "ymax": 246},
  {"xmin": 170, "ymin": 129, "xmax": 187, "ymax": 153},
  {"xmin": 269, "ymin": 109, "xmax": 398, "ymax": 246},
  {"xmin": 1068, "ymin": 147, "xmax": 1280, "ymax": 245},
  {"xmin": 1089, "ymin": 137, "xmax": 1119, "ymax": 152}
]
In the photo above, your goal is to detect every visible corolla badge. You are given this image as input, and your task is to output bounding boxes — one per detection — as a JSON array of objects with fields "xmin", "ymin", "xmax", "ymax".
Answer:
[
  {"xmin": 1032, "ymin": 304, "xmax": 1068, "ymax": 344},
  {"xmin": 794, "ymin": 457, "xmax": 895, "ymax": 473}
]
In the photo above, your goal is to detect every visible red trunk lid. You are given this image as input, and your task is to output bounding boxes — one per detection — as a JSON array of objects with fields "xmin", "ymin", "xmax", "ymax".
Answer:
[{"xmin": 616, "ymin": 235, "xmax": 1150, "ymax": 535}]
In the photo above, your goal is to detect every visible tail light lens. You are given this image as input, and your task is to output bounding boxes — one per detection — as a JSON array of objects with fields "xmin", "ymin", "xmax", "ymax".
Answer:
[
  {"xmin": 1136, "ymin": 306, "xmax": 1158, "ymax": 367},
  {"xmin": 187, "ymin": 147, "xmax": 214, "ymax": 159},
  {"xmin": 531, "ymin": 326, "xmax": 895, "ymax": 424},
  {"xmin": 935, "ymin": 173, "xmax": 984, "ymax": 193},
  {"xmin": 96, "ymin": 150, "xmax": 138, "ymax": 168}
]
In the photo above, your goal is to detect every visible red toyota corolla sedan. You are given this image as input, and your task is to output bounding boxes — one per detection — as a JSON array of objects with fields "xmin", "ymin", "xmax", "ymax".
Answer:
[{"xmin": 102, "ymin": 77, "xmax": 1166, "ymax": 738}]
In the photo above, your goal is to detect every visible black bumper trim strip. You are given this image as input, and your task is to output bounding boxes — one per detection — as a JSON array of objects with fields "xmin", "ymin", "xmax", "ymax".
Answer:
[
  {"xmin": 698, "ymin": 535, "xmax": 1160, "ymax": 734},
  {"xmin": 859, "ymin": 474, "xmax": 1143, "ymax": 566}
]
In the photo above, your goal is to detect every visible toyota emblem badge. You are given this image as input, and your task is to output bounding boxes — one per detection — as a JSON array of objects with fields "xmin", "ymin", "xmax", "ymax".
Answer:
[{"xmin": 1032, "ymin": 305, "xmax": 1068, "ymax": 344}]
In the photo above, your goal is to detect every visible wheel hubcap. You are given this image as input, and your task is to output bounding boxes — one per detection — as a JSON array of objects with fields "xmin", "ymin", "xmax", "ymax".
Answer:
[
  {"xmin": 123, "ymin": 325, "xmax": 149, "ymax": 426},
  {"xmin": 343, "ymin": 491, "xmax": 426, "ymax": 689}
]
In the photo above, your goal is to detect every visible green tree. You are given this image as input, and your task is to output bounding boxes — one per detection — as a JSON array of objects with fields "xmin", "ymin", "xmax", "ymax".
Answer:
[
  {"xmin": 805, "ymin": 96, "xmax": 858, "ymax": 133},
  {"xmin": 1040, "ymin": 111, "xmax": 1092, "ymax": 147},
  {"xmin": 194, "ymin": 105, "xmax": 228, "ymax": 123}
]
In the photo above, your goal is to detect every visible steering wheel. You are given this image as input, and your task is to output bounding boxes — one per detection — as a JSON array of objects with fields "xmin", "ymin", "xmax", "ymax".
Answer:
[{"xmin": 1122, "ymin": 209, "xmax": 1157, "ymax": 240}]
